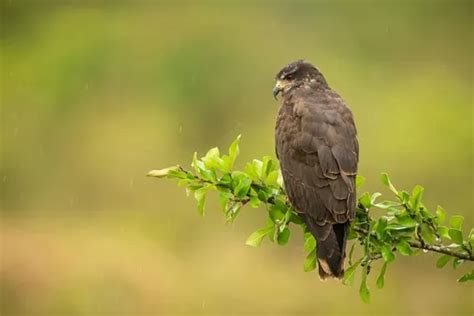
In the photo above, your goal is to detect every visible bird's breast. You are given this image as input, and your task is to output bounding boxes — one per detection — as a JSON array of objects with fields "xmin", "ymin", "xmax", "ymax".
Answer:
[{"xmin": 275, "ymin": 102, "xmax": 302, "ymax": 158}]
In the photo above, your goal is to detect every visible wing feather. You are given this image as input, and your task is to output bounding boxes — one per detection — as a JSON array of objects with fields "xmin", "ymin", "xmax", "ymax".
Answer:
[{"xmin": 276, "ymin": 89, "xmax": 358, "ymax": 225}]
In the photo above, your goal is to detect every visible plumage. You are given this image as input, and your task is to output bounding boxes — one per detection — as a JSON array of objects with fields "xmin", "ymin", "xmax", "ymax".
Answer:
[{"xmin": 273, "ymin": 60, "xmax": 359, "ymax": 279}]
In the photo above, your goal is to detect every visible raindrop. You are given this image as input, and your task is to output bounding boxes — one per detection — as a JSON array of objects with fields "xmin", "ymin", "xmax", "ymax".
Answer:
[
  {"xmin": 2, "ymin": 176, "xmax": 7, "ymax": 183},
  {"xmin": 129, "ymin": 179, "xmax": 135, "ymax": 188},
  {"xmin": 178, "ymin": 125, "xmax": 183, "ymax": 134}
]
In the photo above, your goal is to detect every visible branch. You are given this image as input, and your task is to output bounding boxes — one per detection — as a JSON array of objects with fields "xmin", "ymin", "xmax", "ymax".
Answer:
[
  {"xmin": 410, "ymin": 241, "xmax": 473, "ymax": 261},
  {"xmin": 353, "ymin": 226, "xmax": 473, "ymax": 261},
  {"xmin": 148, "ymin": 135, "xmax": 474, "ymax": 302}
]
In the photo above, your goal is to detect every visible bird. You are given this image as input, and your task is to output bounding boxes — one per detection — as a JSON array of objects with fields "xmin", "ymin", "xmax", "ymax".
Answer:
[{"xmin": 273, "ymin": 60, "xmax": 359, "ymax": 279}]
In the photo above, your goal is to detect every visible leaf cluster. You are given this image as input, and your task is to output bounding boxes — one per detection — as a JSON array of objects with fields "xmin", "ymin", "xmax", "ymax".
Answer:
[{"xmin": 148, "ymin": 135, "xmax": 473, "ymax": 302}]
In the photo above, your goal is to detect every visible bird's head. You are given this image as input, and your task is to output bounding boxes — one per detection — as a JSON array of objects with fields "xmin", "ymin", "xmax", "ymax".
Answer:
[{"xmin": 273, "ymin": 60, "xmax": 325, "ymax": 99}]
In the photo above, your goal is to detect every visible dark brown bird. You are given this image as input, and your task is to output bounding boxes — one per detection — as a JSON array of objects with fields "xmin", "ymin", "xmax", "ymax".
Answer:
[{"xmin": 273, "ymin": 60, "xmax": 358, "ymax": 279}]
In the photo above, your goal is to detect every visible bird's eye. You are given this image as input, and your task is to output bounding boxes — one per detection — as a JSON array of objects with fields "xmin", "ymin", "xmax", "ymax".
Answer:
[{"xmin": 285, "ymin": 74, "xmax": 294, "ymax": 80}]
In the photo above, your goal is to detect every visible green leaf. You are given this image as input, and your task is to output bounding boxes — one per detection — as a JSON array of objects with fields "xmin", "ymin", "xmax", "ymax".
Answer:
[
  {"xmin": 229, "ymin": 135, "xmax": 241, "ymax": 158},
  {"xmin": 177, "ymin": 178, "xmax": 190, "ymax": 187},
  {"xmin": 196, "ymin": 194, "xmax": 206, "ymax": 215},
  {"xmin": 267, "ymin": 226, "xmax": 276, "ymax": 242},
  {"xmin": 304, "ymin": 232, "xmax": 316, "ymax": 252},
  {"xmin": 251, "ymin": 159, "xmax": 263, "ymax": 178},
  {"xmin": 290, "ymin": 212, "xmax": 304, "ymax": 225},
  {"xmin": 202, "ymin": 147, "xmax": 224, "ymax": 171},
  {"xmin": 374, "ymin": 200, "xmax": 400, "ymax": 210},
  {"xmin": 269, "ymin": 204, "xmax": 286, "ymax": 223},
  {"xmin": 395, "ymin": 213, "xmax": 417, "ymax": 228},
  {"xmin": 359, "ymin": 192, "xmax": 372, "ymax": 209},
  {"xmin": 376, "ymin": 262, "xmax": 388, "ymax": 289},
  {"xmin": 218, "ymin": 191, "xmax": 232, "ymax": 212},
  {"xmin": 396, "ymin": 241, "xmax": 413, "ymax": 256},
  {"xmin": 419, "ymin": 206, "xmax": 431, "ymax": 219},
  {"xmin": 225, "ymin": 202, "xmax": 242, "ymax": 222},
  {"xmin": 435, "ymin": 206, "xmax": 446, "ymax": 224},
  {"xmin": 343, "ymin": 258, "xmax": 363, "ymax": 286},
  {"xmin": 224, "ymin": 134, "xmax": 241, "ymax": 170},
  {"xmin": 303, "ymin": 249, "xmax": 317, "ymax": 272},
  {"xmin": 381, "ymin": 173, "xmax": 398, "ymax": 194},
  {"xmin": 233, "ymin": 177, "xmax": 252, "ymax": 198},
  {"xmin": 457, "ymin": 269, "xmax": 474, "ymax": 283},
  {"xmin": 348, "ymin": 243, "xmax": 356, "ymax": 265},
  {"xmin": 420, "ymin": 223, "xmax": 436, "ymax": 244},
  {"xmin": 449, "ymin": 215, "xmax": 464, "ymax": 230},
  {"xmin": 438, "ymin": 226, "xmax": 451, "ymax": 239},
  {"xmin": 192, "ymin": 152, "xmax": 203, "ymax": 173},
  {"xmin": 436, "ymin": 255, "xmax": 451, "ymax": 268},
  {"xmin": 356, "ymin": 175, "xmax": 365, "ymax": 188},
  {"xmin": 370, "ymin": 192, "xmax": 382, "ymax": 204},
  {"xmin": 219, "ymin": 173, "xmax": 232, "ymax": 185},
  {"xmin": 448, "ymin": 229, "xmax": 463, "ymax": 245},
  {"xmin": 410, "ymin": 185, "xmax": 424, "ymax": 211},
  {"xmin": 381, "ymin": 245, "xmax": 395, "ymax": 262},
  {"xmin": 264, "ymin": 170, "xmax": 279, "ymax": 187},
  {"xmin": 244, "ymin": 161, "xmax": 260, "ymax": 181},
  {"xmin": 359, "ymin": 265, "xmax": 371, "ymax": 303},
  {"xmin": 277, "ymin": 169, "xmax": 284, "ymax": 187},
  {"xmin": 197, "ymin": 164, "xmax": 215, "ymax": 181},
  {"xmin": 249, "ymin": 194, "xmax": 261, "ymax": 208},
  {"xmin": 277, "ymin": 227, "xmax": 290, "ymax": 245},
  {"xmin": 347, "ymin": 227, "xmax": 358, "ymax": 240},
  {"xmin": 386, "ymin": 223, "xmax": 415, "ymax": 233},
  {"xmin": 262, "ymin": 156, "xmax": 277, "ymax": 177},
  {"xmin": 277, "ymin": 169, "xmax": 284, "ymax": 188},
  {"xmin": 398, "ymin": 191, "xmax": 410, "ymax": 205},
  {"xmin": 245, "ymin": 227, "xmax": 273, "ymax": 247},
  {"xmin": 452, "ymin": 258, "xmax": 464, "ymax": 269},
  {"xmin": 375, "ymin": 217, "xmax": 388, "ymax": 239},
  {"xmin": 194, "ymin": 185, "xmax": 212, "ymax": 215},
  {"xmin": 284, "ymin": 210, "xmax": 292, "ymax": 224},
  {"xmin": 257, "ymin": 189, "xmax": 270, "ymax": 202}
]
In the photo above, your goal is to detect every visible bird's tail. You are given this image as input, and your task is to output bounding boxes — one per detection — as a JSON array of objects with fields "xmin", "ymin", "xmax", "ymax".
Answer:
[
  {"xmin": 302, "ymin": 215, "xmax": 350, "ymax": 280},
  {"xmin": 303, "ymin": 216, "xmax": 349, "ymax": 279},
  {"xmin": 315, "ymin": 223, "xmax": 348, "ymax": 279}
]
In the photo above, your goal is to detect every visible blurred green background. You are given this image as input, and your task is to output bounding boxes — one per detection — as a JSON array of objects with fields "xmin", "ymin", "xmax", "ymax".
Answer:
[{"xmin": 1, "ymin": 1, "xmax": 472, "ymax": 315}]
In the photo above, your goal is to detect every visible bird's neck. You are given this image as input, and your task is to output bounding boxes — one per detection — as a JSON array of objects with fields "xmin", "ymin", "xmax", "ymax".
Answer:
[{"xmin": 284, "ymin": 76, "xmax": 330, "ymax": 99}]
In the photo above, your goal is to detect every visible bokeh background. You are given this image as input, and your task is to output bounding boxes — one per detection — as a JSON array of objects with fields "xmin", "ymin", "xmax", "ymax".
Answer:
[{"xmin": 1, "ymin": 1, "xmax": 473, "ymax": 315}]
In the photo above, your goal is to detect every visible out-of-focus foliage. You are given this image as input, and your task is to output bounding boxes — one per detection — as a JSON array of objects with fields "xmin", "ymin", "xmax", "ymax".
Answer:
[
  {"xmin": 1, "ymin": 0, "xmax": 472, "ymax": 315},
  {"xmin": 150, "ymin": 135, "xmax": 474, "ymax": 303}
]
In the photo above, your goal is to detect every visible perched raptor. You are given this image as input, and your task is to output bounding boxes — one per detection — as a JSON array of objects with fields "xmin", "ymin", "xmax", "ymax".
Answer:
[{"xmin": 273, "ymin": 60, "xmax": 359, "ymax": 279}]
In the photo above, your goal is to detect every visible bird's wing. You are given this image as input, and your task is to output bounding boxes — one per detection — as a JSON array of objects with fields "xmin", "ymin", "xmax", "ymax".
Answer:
[{"xmin": 277, "ymin": 90, "xmax": 358, "ymax": 238}]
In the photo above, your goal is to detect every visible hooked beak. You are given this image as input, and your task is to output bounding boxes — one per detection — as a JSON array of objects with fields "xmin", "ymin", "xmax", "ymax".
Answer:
[{"xmin": 272, "ymin": 80, "xmax": 284, "ymax": 100}]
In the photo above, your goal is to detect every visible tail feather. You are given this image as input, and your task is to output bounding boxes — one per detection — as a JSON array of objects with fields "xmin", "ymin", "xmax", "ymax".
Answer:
[
  {"xmin": 304, "ymin": 215, "xmax": 349, "ymax": 279},
  {"xmin": 316, "ymin": 223, "xmax": 348, "ymax": 279}
]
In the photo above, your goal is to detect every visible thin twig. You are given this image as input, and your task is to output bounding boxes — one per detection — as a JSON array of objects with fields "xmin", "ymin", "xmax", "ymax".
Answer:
[
  {"xmin": 408, "ymin": 240, "xmax": 473, "ymax": 261},
  {"xmin": 353, "ymin": 226, "xmax": 473, "ymax": 261}
]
